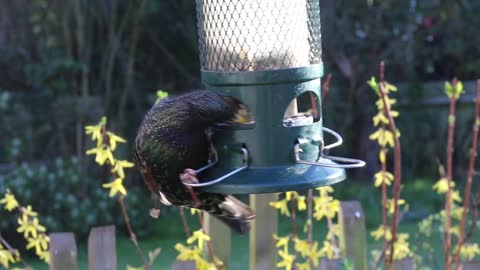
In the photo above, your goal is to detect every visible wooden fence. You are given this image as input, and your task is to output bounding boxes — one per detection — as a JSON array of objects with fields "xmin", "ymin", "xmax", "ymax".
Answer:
[{"xmin": 49, "ymin": 199, "xmax": 479, "ymax": 270}]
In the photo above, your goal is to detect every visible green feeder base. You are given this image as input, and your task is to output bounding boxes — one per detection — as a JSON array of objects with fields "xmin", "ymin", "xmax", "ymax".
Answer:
[{"xmin": 200, "ymin": 158, "xmax": 346, "ymax": 194}]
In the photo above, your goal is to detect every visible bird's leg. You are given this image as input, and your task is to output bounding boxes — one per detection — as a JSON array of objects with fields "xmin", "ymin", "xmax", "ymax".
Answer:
[
  {"xmin": 206, "ymin": 128, "xmax": 218, "ymax": 164},
  {"xmin": 180, "ymin": 168, "xmax": 199, "ymax": 184},
  {"xmin": 180, "ymin": 169, "xmax": 202, "ymax": 208}
]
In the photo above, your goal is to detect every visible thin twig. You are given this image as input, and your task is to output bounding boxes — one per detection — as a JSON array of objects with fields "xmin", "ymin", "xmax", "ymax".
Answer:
[
  {"xmin": 373, "ymin": 241, "xmax": 392, "ymax": 270},
  {"xmin": 179, "ymin": 207, "xmax": 192, "ymax": 238},
  {"xmin": 186, "ymin": 186, "xmax": 221, "ymax": 270},
  {"xmin": 307, "ymin": 189, "xmax": 313, "ymax": 246},
  {"xmin": 445, "ymin": 78, "xmax": 459, "ymax": 270},
  {"xmin": 322, "ymin": 74, "xmax": 333, "ymax": 101},
  {"xmin": 326, "ymin": 215, "xmax": 338, "ymax": 256},
  {"xmin": 381, "ymin": 150, "xmax": 388, "ymax": 266},
  {"xmin": 118, "ymin": 195, "xmax": 149, "ymax": 269},
  {"xmin": 0, "ymin": 234, "xmax": 32, "ymax": 270},
  {"xmin": 453, "ymin": 79, "xmax": 480, "ymax": 270},
  {"xmin": 100, "ymin": 124, "xmax": 148, "ymax": 269},
  {"xmin": 291, "ymin": 196, "xmax": 297, "ymax": 269},
  {"xmin": 378, "ymin": 62, "xmax": 402, "ymax": 270}
]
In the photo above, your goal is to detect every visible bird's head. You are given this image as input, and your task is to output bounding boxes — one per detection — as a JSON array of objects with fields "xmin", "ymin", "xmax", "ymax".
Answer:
[{"xmin": 220, "ymin": 96, "xmax": 254, "ymax": 126}]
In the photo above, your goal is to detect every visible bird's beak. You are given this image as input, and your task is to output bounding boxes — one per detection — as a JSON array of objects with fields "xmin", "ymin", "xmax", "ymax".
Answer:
[
  {"xmin": 215, "ymin": 96, "xmax": 255, "ymax": 130},
  {"xmin": 231, "ymin": 104, "xmax": 254, "ymax": 125}
]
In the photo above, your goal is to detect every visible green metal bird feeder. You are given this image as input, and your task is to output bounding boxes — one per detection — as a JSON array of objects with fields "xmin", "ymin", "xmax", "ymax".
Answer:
[{"xmin": 186, "ymin": 0, "xmax": 365, "ymax": 194}]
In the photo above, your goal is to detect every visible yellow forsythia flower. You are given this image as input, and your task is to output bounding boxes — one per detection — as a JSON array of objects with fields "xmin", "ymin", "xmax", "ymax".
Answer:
[
  {"xmin": 273, "ymin": 234, "xmax": 290, "ymax": 250},
  {"xmin": 26, "ymin": 234, "xmax": 50, "ymax": 254},
  {"xmin": 296, "ymin": 261, "xmax": 311, "ymax": 270},
  {"xmin": 107, "ymin": 132, "xmax": 126, "ymax": 151},
  {"xmin": 313, "ymin": 196, "xmax": 340, "ymax": 221},
  {"xmin": 111, "ymin": 160, "xmax": 135, "ymax": 179},
  {"xmin": 371, "ymin": 225, "xmax": 392, "ymax": 241},
  {"xmin": 0, "ymin": 247, "xmax": 17, "ymax": 268},
  {"xmin": 17, "ymin": 215, "xmax": 45, "ymax": 238},
  {"xmin": 369, "ymin": 128, "xmax": 395, "ymax": 148},
  {"xmin": 308, "ymin": 241, "xmax": 322, "ymax": 266},
  {"xmin": 386, "ymin": 198, "xmax": 405, "ymax": 215},
  {"xmin": 0, "ymin": 190, "xmax": 19, "ymax": 211},
  {"xmin": 374, "ymin": 171, "xmax": 394, "ymax": 187},
  {"xmin": 277, "ymin": 249, "xmax": 295, "ymax": 270},
  {"xmin": 391, "ymin": 234, "xmax": 411, "ymax": 260},
  {"xmin": 127, "ymin": 265, "xmax": 145, "ymax": 270},
  {"xmin": 432, "ymin": 178, "xmax": 454, "ymax": 194},
  {"xmin": 187, "ymin": 230, "xmax": 211, "ymax": 250},
  {"xmin": 460, "ymin": 243, "xmax": 480, "ymax": 260},
  {"xmin": 294, "ymin": 238, "xmax": 311, "ymax": 257},
  {"xmin": 269, "ymin": 200, "xmax": 290, "ymax": 217},
  {"xmin": 102, "ymin": 178, "xmax": 127, "ymax": 197},
  {"xmin": 175, "ymin": 243, "xmax": 201, "ymax": 261},
  {"xmin": 319, "ymin": 240, "xmax": 337, "ymax": 259}
]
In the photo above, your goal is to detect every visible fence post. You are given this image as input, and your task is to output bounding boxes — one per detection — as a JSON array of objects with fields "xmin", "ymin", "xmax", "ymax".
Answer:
[
  {"xmin": 205, "ymin": 213, "xmax": 231, "ymax": 268},
  {"xmin": 49, "ymin": 232, "xmax": 78, "ymax": 270},
  {"xmin": 317, "ymin": 258, "xmax": 342, "ymax": 270},
  {"xmin": 172, "ymin": 261, "xmax": 196, "ymax": 270},
  {"xmin": 338, "ymin": 201, "xmax": 367, "ymax": 270},
  {"xmin": 249, "ymin": 194, "xmax": 277, "ymax": 270},
  {"xmin": 88, "ymin": 225, "xmax": 117, "ymax": 270},
  {"xmin": 393, "ymin": 256, "xmax": 415, "ymax": 270},
  {"xmin": 461, "ymin": 261, "xmax": 480, "ymax": 270}
]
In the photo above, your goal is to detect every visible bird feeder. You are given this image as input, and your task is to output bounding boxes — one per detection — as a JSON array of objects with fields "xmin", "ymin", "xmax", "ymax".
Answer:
[{"xmin": 188, "ymin": 0, "xmax": 365, "ymax": 194}]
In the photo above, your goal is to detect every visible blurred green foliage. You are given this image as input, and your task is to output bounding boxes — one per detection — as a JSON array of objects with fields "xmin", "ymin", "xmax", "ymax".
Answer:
[
  {"xmin": 1, "ymin": 0, "xmax": 480, "ymax": 238},
  {"xmin": 0, "ymin": 157, "xmax": 154, "ymax": 239}
]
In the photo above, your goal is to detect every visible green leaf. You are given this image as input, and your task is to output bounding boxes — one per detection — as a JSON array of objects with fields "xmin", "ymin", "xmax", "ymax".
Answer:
[
  {"xmin": 445, "ymin": 82, "xmax": 453, "ymax": 98},
  {"xmin": 454, "ymin": 81, "xmax": 464, "ymax": 96},
  {"xmin": 368, "ymin": 77, "xmax": 380, "ymax": 95}
]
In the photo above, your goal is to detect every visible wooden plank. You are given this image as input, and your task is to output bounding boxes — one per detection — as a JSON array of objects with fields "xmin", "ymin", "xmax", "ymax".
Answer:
[
  {"xmin": 393, "ymin": 256, "xmax": 414, "ymax": 270},
  {"xmin": 317, "ymin": 258, "xmax": 342, "ymax": 270},
  {"xmin": 205, "ymin": 213, "xmax": 231, "ymax": 268},
  {"xmin": 461, "ymin": 261, "xmax": 480, "ymax": 270},
  {"xmin": 88, "ymin": 225, "xmax": 117, "ymax": 270},
  {"xmin": 249, "ymin": 193, "xmax": 277, "ymax": 270},
  {"xmin": 172, "ymin": 261, "xmax": 196, "ymax": 270},
  {"xmin": 49, "ymin": 232, "xmax": 78, "ymax": 270},
  {"xmin": 338, "ymin": 201, "xmax": 367, "ymax": 270}
]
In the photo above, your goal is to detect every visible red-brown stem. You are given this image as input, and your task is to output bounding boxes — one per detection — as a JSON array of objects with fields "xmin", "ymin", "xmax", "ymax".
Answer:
[
  {"xmin": 179, "ymin": 207, "xmax": 192, "ymax": 238},
  {"xmin": 118, "ymin": 195, "xmax": 148, "ymax": 269},
  {"xmin": 0, "ymin": 234, "xmax": 32, "ymax": 270},
  {"xmin": 378, "ymin": 62, "xmax": 402, "ymax": 270},
  {"xmin": 196, "ymin": 212, "xmax": 220, "ymax": 269},
  {"xmin": 445, "ymin": 78, "xmax": 458, "ymax": 270},
  {"xmin": 99, "ymin": 124, "xmax": 148, "ymax": 269},
  {"xmin": 453, "ymin": 79, "xmax": 480, "ymax": 270},
  {"xmin": 186, "ymin": 186, "xmax": 221, "ymax": 270},
  {"xmin": 381, "ymin": 148, "xmax": 388, "ymax": 258},
  {"xmin": 326, "ymin": 215, "xmax": 338, "ymax": 255},
  {"xmin": 291, "ymin": 196, "xmax": 297, "ymax": 269},
  {"xmin": 322, "ymin": 74, "xmax": 333, "ymax": 101},
  {"xmin": 307, "ymin": 189, "xmax": 313, "ymax": 246}
]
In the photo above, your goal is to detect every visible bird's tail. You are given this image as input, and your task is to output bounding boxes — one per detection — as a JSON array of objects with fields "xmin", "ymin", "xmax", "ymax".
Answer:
[{"xmin": 213, "ymin": 195, "xmax": 256, "ymax": 234}]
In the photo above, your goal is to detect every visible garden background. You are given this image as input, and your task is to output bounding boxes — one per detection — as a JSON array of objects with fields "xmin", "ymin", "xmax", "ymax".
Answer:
[{"xmin": 0, "ymin": 0, "xmax": 479, "ymax": 269}]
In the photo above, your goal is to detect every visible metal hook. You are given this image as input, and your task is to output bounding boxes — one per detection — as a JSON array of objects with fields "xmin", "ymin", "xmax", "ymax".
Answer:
[
  {"xmin": 183, "ymin": 147, "xmax": 249, "ymax": 187},
  {"xmin": 294, "ymin": 127, "xmax": 366, "ymax": 169}
]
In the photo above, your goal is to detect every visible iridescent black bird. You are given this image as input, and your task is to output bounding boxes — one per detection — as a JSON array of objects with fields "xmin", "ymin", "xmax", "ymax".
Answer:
[{"xmin": 134, "ymin": 90, "xmax": 255, "ymax": 234}]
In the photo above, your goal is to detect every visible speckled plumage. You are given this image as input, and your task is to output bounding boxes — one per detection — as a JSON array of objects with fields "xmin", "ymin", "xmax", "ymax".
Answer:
[{"xmin": 134, "ymin": 90, "xmax": 254, "ymax": 233}]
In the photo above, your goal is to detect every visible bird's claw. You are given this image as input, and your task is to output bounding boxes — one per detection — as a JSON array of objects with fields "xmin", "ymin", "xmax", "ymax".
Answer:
[
  {"xmin": 149, "ymin": 208, "xmax": 161, "ymax": 219},
  {"xmin": 180, "ymin": 168, "xmax": 199, "ymax": 184}
]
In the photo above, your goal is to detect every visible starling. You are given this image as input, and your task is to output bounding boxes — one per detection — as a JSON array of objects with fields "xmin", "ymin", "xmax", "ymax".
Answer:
[{"xmin": 134, "ymin": 90, "xmax": 255, "ymax": 234}]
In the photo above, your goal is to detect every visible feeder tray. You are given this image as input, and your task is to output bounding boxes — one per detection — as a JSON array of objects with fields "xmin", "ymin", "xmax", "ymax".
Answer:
[{"xmin": 187, "ymin": 0, "xmax": 365, "ymax": 194}]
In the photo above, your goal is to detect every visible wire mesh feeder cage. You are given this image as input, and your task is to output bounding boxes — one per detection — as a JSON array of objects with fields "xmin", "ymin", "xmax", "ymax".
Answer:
[{"xmin": 186, "ymin": 0, "xmax": 365, "ymax": 194}]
